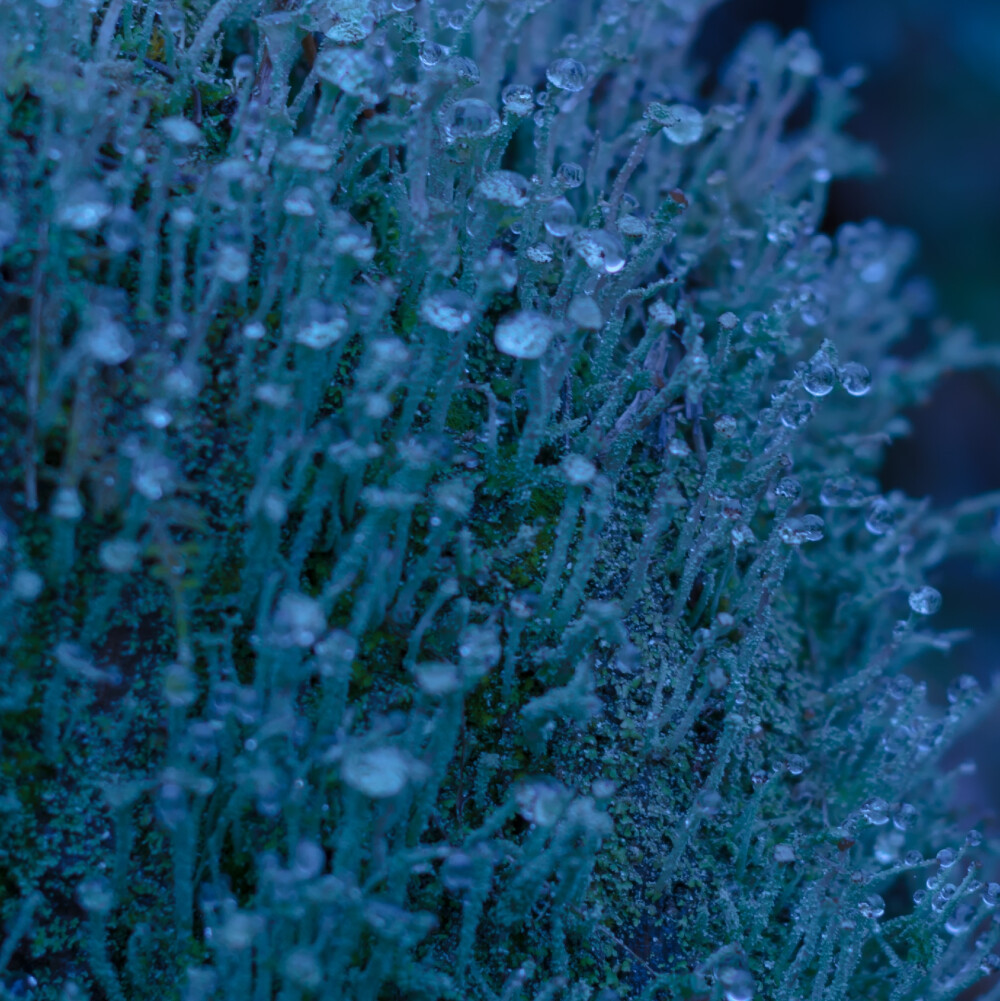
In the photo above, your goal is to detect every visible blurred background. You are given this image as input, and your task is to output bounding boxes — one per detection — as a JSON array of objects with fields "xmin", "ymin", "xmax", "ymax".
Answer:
[{"xmin": 698, "ymin": 0, "xmax": 1000, "ymax": 827}]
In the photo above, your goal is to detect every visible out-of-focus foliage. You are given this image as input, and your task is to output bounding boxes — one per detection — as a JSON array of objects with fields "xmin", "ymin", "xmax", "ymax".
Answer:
[{"xmin": 1, "ymin": 2, "xmax": 1000, "ymax": 1001}]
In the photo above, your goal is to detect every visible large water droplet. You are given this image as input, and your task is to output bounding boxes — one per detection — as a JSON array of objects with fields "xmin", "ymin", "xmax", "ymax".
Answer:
[
  {"xmin": 646, "ymin": 103, "xmax": 704, "ymax": 144},
  {"xmin": 861, "ymin": 797, "xmax": 890, "ymax": 825},
  {"xmin": 545, "ymin": 57, "xmax": 586, "ymax": 93},
  {"xmin": 840, "ymin": 361, "xmax": 872, "ymax": 396},
  {"xmin": 444, "ymin": 98, "xmax": 501, "ymax": 143},
  {"xmin": 543, "ymin": 197, "xmax": 576, "ymax": 238},
  {"xmin": 803, "ymin": 355, "xmax": 836, "ymax": 396},
  {"xmin": 572, "ymin": 229, "xmax": 626, "ymax": 273},
  {"xmin": 555, "ymin": 162, "xmax": 585, "ymax": 188},
  {"xmin": 501, "ymin": 83, "xmax": 534, "ymax": 116}
]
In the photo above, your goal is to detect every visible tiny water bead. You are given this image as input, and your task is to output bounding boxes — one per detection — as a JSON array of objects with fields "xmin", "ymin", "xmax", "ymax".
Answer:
[
  {"xmin": 861, "ymin": 797, "xmax": 890, "ymax": 825},
  {"xmin": 545, "ymin": 57, "xmax": 587, "ymax": 92},
  {"xmin": 494, "ymin": 311, "xmax": 558, "ymax": 359},
  {"xmin": 908, "ymin": 586, "xmax": 942, "ymax": 616},
  {"xmin": 839, "ymin": 361, "xmax": 872, "ymax": 396},
  {"xmin": 444, "ymin": 98, "xmax": 501, "ymax": 143},
  {"xmin": 420, "ymin": 290, "xmax": 475, "ymax": 332},
  {"xmin": 858, "ymin": 893, "xmax": 885, "ymax": 919}
]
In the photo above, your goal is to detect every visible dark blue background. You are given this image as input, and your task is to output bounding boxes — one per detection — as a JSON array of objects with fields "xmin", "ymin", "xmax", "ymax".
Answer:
[{"xmin": 699, "ymin": 0, "xmax": 1000, "ymax": 827}]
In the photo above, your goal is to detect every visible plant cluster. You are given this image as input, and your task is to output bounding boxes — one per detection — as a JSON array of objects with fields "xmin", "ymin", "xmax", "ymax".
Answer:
[{"xmin": 1, "ymin": 2, "xmax": 1000, "ymax": 1000}]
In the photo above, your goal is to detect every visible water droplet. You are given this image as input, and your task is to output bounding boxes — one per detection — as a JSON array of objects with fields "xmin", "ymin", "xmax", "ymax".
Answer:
[
  {"xmin": 947, "ymin": 674, "xmax": 982, "ymax": 704},
  {"xmin": 786, "ymin": 754, "xmax": 808, "ymax": 775},
  {"xmin": 858, "ymin": 893, "xmax": 885, "ymax": 919},
  {"xmin": 861, "ymin": 797, "xmax": 890, "ymax": 825},
  {"xmin": 945, "ymin": 904, "xmax": 974, "ymax": 935},
  {"xmin": 803, "ymin": 356, "xmax": 836, "ymax": 396},
  {"xmin": 419, "ymin": 41, "xmax": 448, "ymax": 67},
  {"xmin": 543, "ymin": 197, "xmax": 576, "ymax": 237},
  {"xmin": 779, "ymin": 515, "xmax": 824, "ymax": 545},
  {"xmin": 864, "ymin": 498, "xmax": 896, "ymax": 536},
  {"xmin": 501, "ymin": 83, "xmax": 534, "ymax": 115},
  {"xmin": 892, "ymin": 802, "xmax": 918, "ymax": 831},
  {"xmin": 646, "ymin": 102, "xmax": 704, "ymax": 144},
  {"xmin": 695, "ymin": 790, "xmax": 722, "ymax": 816},
  {"xmin": 936, "ymin": 847, "xmax": 958, "ymax": 869},
  {"xmin": 476, "ymin": 170, "xmax": 529, "ymax": 207},
  {"xmin": 444, "ymin": 98, "xmax": 501, "ymax": 143},
  {"xmin": 905, "ymin": 849, "xmax": 924, "ymax": 866},
  {"xmin": 840, "ymin": 361, "xmax": 872, "ymax": 396},
  {"xmin": 572, "ymin": 229, "xmax": 626, "ymax": 273},
  {"xmin": 494, "ymin": 311, "xmax": 557, "ymax": 359},
  {"xmin": 546, "ymin": 57, "xmax": 586, "ymax": 92},
  {"xmin": 779, "ymin": 400, "xmax": 813, "ymax": 429},
  {"xmin": 908, "ymin": 586, "xmax": 941, "ymax": 616},
  {"xmin": 819, "ymin": 475, "xmax": 868, "ymax": 508},
  {"xmin": 774, "ymin": 476, "xmax": 801, "ymax": 501},
  {"xmin": 555, "ymin": 161, "xmax": 585, "ymax": 188}
]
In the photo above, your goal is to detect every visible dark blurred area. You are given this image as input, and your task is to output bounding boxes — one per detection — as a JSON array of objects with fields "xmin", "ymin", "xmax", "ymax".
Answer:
[{"xmin": 699, "ymin": 0, "xmax": 1000, "ymax": 828}]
